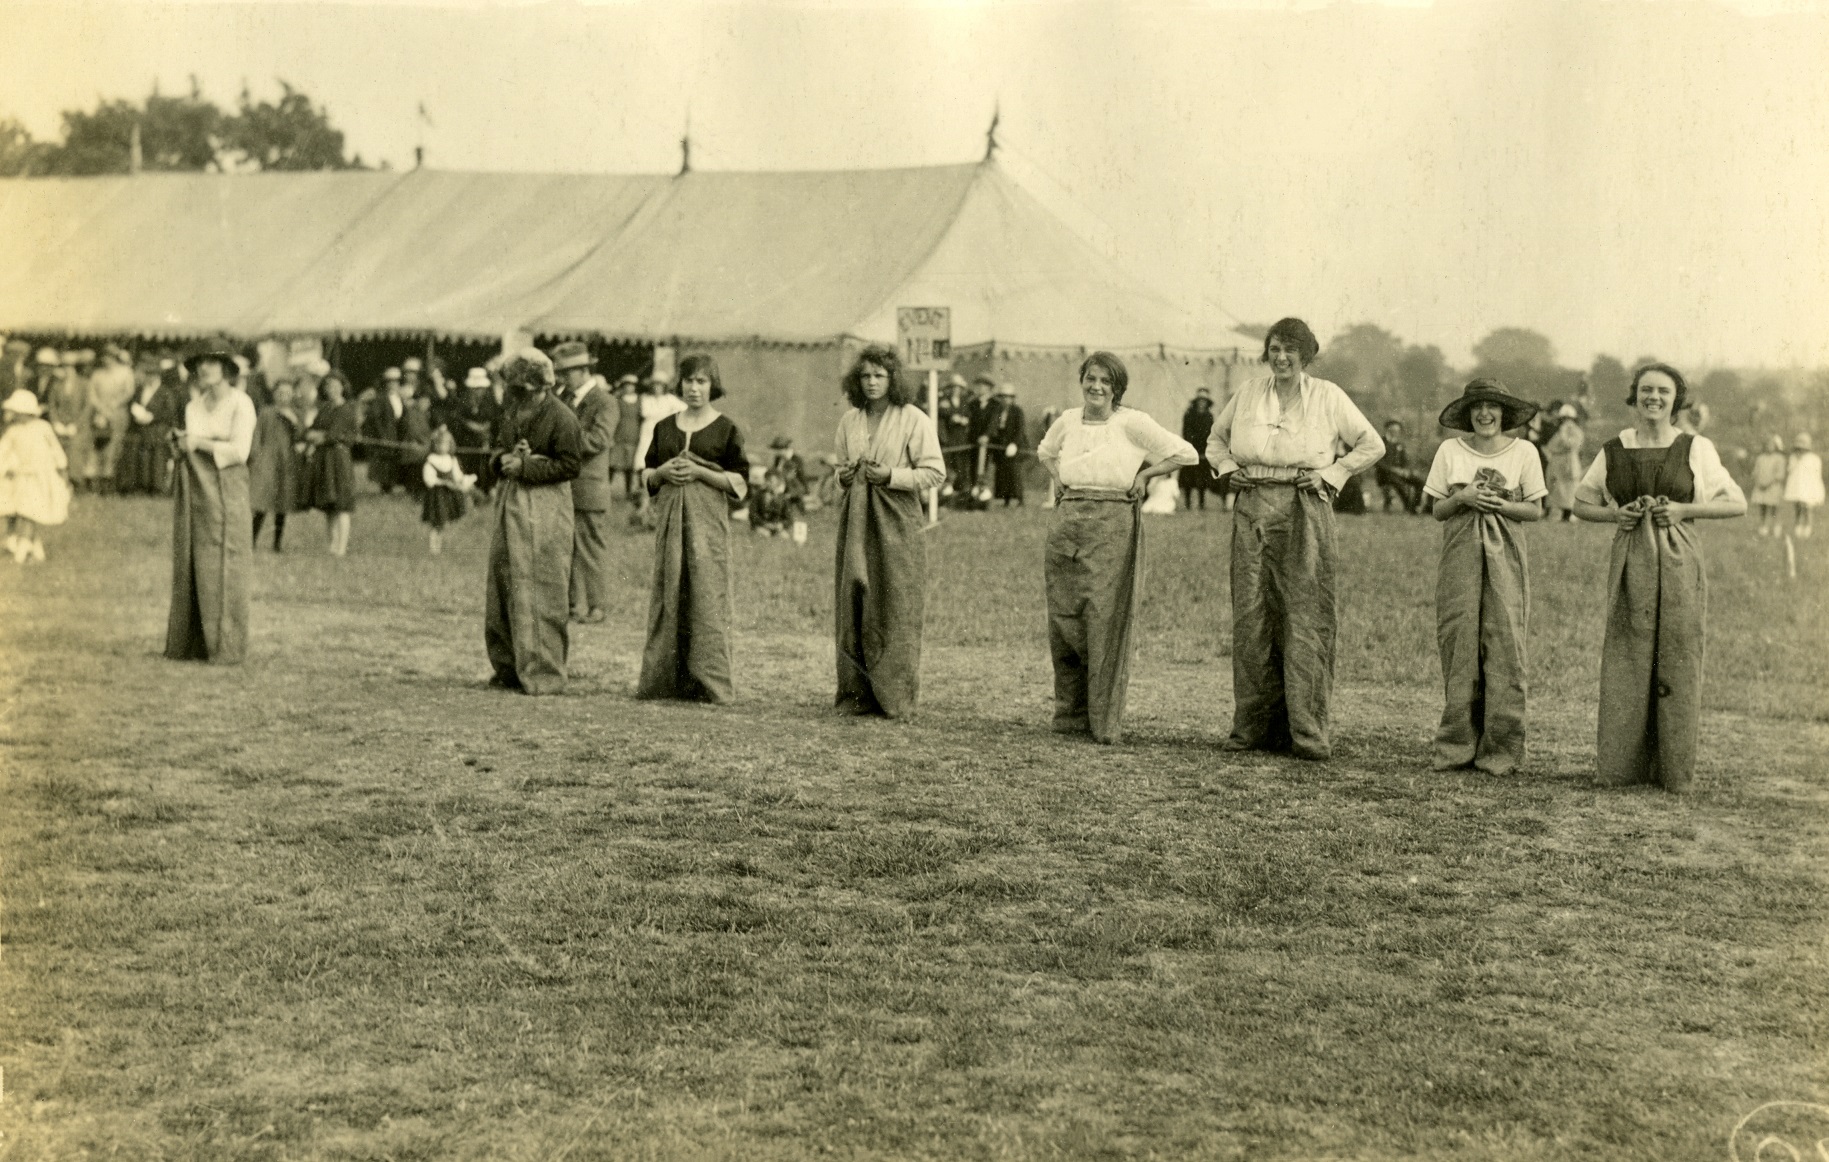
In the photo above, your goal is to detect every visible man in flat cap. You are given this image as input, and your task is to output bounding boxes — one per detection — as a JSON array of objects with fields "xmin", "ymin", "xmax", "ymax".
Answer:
[
  {"xmin": 363, "ymin": 367, "xmax": 405, "ymax": 494},
  {"xmin": 553, "ymin": 341, "xmax": 616, "ymax": 623}
]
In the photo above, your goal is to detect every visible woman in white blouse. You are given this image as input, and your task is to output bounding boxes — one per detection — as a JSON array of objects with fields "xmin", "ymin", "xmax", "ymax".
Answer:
[
  {"xmin": 1205, "ymin": 317, "xmax": 1385, "ymax": 761},
  {"xmin": 832, "ymin": 344, "xmax": 946, "ymax": 717},
  {"xmin": 166, "ymin": 350, "xmax": 257, "ymax": 665},
  {"xmin": 1036, "ymin": 351, "xmax": 1197, "ymax": 743},
  {"xmin": 1572, "ymin": 362, "xmax": 1745, "ymax": 791}
]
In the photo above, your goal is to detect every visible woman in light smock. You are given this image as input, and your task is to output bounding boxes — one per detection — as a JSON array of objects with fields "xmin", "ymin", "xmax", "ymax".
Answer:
[
  {"xmin": 166, "ymin": 350, "xmax": 257, "ymax": 665},
  {"xmin": 1422, "ymin": 379, "xmax": 1545, "ymax": 775},
  {"xmin": 1206, "ymin": 317, "xmax": 1384, "ymax": 760},
  {"xmin": 1036, "ymin": 351, "xmax": 1196, "ymax": 743},
  {"xmin": 832, "ymin": 344, "xmax": 945, "ymax": 717},
  {"xmin": 1572, "ymin": 363, "xmax": 1745, "ymax": 791}
]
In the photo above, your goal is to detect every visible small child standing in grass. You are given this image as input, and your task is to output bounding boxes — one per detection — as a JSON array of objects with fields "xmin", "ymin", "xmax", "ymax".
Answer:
[
  {"xmin": 0, "ymin": 389, "xmax": 72, "ymax": 564},
  {"xmin": 1784, "ymin": 432, "xmax": 1823, "ymax": 539},
  {"xmin": 1422, "ymin": 379, "xmax": 1546, "ymax": 775},
  {"xmin": 420, "ymin": 425, "xmax": 475, "ymax": 554}
]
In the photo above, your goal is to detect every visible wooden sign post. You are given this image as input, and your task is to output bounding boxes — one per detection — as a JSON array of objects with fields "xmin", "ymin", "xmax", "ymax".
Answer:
[{"xmin": 897, "ymin": 307, "xmax": 952, "ymax": 524}]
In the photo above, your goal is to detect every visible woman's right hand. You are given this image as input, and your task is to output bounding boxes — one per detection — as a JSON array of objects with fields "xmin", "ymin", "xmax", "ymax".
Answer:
[
  {"xmin": 1221, "ymin": 471, "xmax": 1254, "ymax": 492},
  {"xmin": 1616, "ymin": 498, "xmax": 1645, "ymax": 529}
]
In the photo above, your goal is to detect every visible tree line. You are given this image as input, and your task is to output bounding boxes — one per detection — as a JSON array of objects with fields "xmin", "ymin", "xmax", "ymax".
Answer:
[{"xmin": 0, "ymin": 79, "xmax": 366, "ymax": 176}]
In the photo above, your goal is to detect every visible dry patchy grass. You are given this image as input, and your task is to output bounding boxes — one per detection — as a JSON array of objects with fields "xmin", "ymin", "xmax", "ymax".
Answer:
[{"xmin": 0, "ymin": 492, "xmax": 1824, "ymax": 1160}]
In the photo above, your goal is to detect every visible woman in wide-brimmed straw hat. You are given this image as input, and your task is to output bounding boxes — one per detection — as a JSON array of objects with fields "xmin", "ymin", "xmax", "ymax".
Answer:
[
  {"xmin": 166, "ymin": 347, "xmax": 256, "ymax": 663},
  {"xmin": 1572, "ymin": 362, "xmax": 1745, "ymax": 791},
  {"xmin": 1421, "ymin": 378, "xmax": 1546, "ymax": 775}
]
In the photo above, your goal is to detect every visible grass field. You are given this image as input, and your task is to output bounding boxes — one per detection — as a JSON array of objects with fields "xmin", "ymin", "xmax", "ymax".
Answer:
[{"xmin": 2, "ymin": 489, "xmax": 1825, "ymax": 1160}]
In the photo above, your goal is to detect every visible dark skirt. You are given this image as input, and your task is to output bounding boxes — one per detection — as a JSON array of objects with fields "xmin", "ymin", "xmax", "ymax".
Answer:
[
  {"xmin": 306, "ymin": 447, "xmax": 357, "ymax": 513},
  {"xmin": 421, "ymin": 486, "xmax": 467, "ymax": 529},
  {"xmin": 116, "ymin": 426, "xmax": 173, "ymax": 495}
]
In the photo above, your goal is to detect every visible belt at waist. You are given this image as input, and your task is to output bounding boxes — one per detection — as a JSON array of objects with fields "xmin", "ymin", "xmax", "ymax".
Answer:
[
  {"xmin": 1237, "ymin": 465, "xmax": 1309, "ymax": 483},
  {"xmin": 1057, "ymin": 486, "xmax": 1134, "ymax": 504}
]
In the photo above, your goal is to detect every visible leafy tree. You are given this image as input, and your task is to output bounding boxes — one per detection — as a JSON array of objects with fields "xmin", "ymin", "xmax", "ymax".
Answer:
[
  {"xmin": 221, "ymin": 82, "xmax": 357, "ymax": 171},
  {"xmin": 1311, "ymin": 323, "xmax": 1403, "ymax": 397},
  {"xmin": 15, "ymin": 79, "xmax": 361, "ymax": 175},
  {"xmin": 1472, "ymin": 327, "xmax": 1556, "ymax": 368},
  {"xmin": 0, "ymin": 118, "xmax": 53, "ymax": 176},
  {"xmin": 1588, "ymin": 354, "xmax": 1629, "ymax": 399},
  {"xmin": 1395, "ymin": 343, "xmax": 1449, "ymax": 403}
]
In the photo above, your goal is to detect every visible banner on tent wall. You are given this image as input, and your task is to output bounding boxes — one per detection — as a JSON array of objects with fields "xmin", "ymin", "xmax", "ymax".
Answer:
[{"xmin": 897, "ymin": 307, "xmax": 951, "ymax": 371}]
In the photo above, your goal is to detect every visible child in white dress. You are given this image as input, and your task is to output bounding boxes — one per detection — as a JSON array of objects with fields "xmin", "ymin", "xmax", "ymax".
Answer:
[
  {"xmin": 1783, "ymin": 432, "xmax": 1824, "ymax": 539},
  {"xmin": 0, "ymin": 389, "xmax": 72, "ymax": 564}
]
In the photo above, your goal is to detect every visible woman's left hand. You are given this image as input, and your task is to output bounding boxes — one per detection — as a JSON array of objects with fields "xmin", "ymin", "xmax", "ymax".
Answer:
[
  {"xmin": 661, "ymin": 457, "xmax": 697, "ymax": 486},
  {"xmin": 862, "ymin": 460, "xmax": 892, "ymax": 485},
  {"xmin": 1296, "ymin": 469, "xmax": 1332, "ymax": 496},
  {"xmin": 1651, "ymin": 498, "xmax": 1687, "ymax": 527},
  {"xmin": 1127, "ymin": 472, "xmax": 1152, "ymax": 502}
]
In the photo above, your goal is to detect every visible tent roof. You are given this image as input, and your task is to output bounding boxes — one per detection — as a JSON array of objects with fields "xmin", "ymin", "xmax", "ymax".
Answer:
[{"xmin": 0, "ymin": 162, "xmax": 1250, "ymax": 353}]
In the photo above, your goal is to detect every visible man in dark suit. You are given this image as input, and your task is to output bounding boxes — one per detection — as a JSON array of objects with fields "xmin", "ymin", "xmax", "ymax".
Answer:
[
  {"xmin": 977, "ymin": 382, "xmax": 1028, "ymax": 506},
  {"xmin": 553, "ymin": 341, "xmax": 616, "ymax": 624},
  {"xmin": 363, "ymin": 367, "xmax": 405, "ymax": 494},
  {"xmin": 935, "ymin": 372, "xmax": 976, "ymax": 499}
]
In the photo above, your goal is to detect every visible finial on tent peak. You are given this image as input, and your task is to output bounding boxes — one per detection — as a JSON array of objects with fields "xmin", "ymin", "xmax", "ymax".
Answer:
[
  {"xmin": 984, "ymin": 102, "xmax": 1001, "ymax": 162},
  {"xmin": 679, "ymin": 106, "xmax": 692, "ymax": 175}
]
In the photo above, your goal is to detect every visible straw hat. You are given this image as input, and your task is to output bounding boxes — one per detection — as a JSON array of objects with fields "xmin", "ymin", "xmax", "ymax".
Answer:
[
  {"xmin": 1438, "ymin": 378, "xmax": 1538, "ymax": 433},
  {"xmin": 550, "ymin": 341, "xmax": 595, "ymax": 372},
  {"xmin": 464, "ymin": 367, "xmax": 491, "ymax": 389},
  {"xmin": 183, "ymin": 349, "xmax": 239, "ymax": 378},
  {"xmin": 1795, "ymin": 432, "xmax": 1814, "ymax": 452},
  {"xmin": 995, "ymin": 382, "xmax": 1017, "ymax": 398},
  {"xmin": 2, "ymin": 389, "xmax": 42, "ymax": 416}
]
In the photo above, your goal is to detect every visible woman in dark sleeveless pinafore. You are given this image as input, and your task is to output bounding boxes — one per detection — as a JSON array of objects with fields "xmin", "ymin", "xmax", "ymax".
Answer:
[{"xmin": 1572, "ymin": 363, "xmax": 1745, "ymax": 790}]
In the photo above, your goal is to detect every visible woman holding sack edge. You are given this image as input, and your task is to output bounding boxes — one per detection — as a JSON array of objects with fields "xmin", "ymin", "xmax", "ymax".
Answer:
[
  {"xmin": 637, "ymin": 354, "xmax": 750, "ymax": 703},
  {"xmin": 165, "ymin": 350, "xmax": 256, "ymax": 665},
  {"xmin": 1206, "ymin": 318, "xmax": 1384, "ymax": 761},
  {"xmin": 1036, "ymin": 351, "xmax": 1196, "ymax": 743},
  {"xmin": 832, "ymin": 344, "xmax": 945, "ymax": 717},
  {"xmin": 1572, "ymin": 362, "xmax": 1744, "ymax": 791},
  {"xmin": 1422, "ymin": 379, "xmax": 1545, "ymax": 775}
]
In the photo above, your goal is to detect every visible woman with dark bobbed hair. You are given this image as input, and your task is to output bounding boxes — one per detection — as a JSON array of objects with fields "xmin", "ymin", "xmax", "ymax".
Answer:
[
  {"xmin": 1205, "ymin": 317, "xmax": 1384, "ymax": 760},
  {"xmin": 638, "ymin": 353, "xmax": 751, "ymax": 702},
  {"xmin": 832, "ymin": 343, "xmax": 945, "ymax": 716},
  {"xmin": 1572, "ymin": 362, "xmax": 1744, "ymax": 790},
  {"xmin": 1036, "ymin": 351, "xmax": 1197, "ymax": 743}
]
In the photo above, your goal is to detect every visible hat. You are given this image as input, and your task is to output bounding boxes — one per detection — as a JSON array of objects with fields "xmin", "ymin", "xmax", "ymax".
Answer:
[
  {"xmin": 3, "ymin": 338, "xmax": 28, "ymax": 355},
  {"xmin": 1557, "ymin": 404, "xmax": 1579, "ymax": 419},
  {"xmin": 995, "ymin": 382, "xmax": 1017, "ymax": 397},
  {"xmin": 305, "ymin": 357, "xmax": 331, "ymax": 378},
  {"xmin": 946, "ymin": 373, "xmax": 968, "ymax": 389},
  {"xmin": 402, "ymin": 357, "xmax": 423, "ymax": 372},
  {"xmin": 615, "ymin": 373, "xmax": 640, "ymax": 387},
  {"xmin": 1194, "ymin": 387, "xmax": 1212, "ymax": 399},
  {"xmin": 551, "ymin": 341, "xmax": 595, "ymax": 372},
  {"xmin": 972, "ymin": 373, "xmax": 996, "ymax": 388},
  {"xmin": 1796, "ymin": 432, "xmax": 1814, "ymax": 452},
  {"xmin": 383, "ymin": 367, "xmax": 402, "ymax": 382},
  {"xmin": 464, "ymin": 367, "xmax": 491, "ymax": 389},
  {"xmin": 2, "ymin": 389, "xmax": 42, "ymax": 416},
  {"xmin": 1382, "ymin": 416, "xmax": 1403, "ymax": 428},
  {"xmin": 101, "ymin": 343, "xmax": 130, "ymax": 364},
  {"xmin": 769, "ymin": 435, "xmax": 794, "ymax": 449},
  {"xmin": 1437, "ymin": 378, "xmax": 1538, "ymax": 433},
  {"xmin": 71, "ymin": 348, "xmax": 95, "ymax": 366},
  {"xmin": 34, "ymin": 347, "xmax": 60, "ymax": 366},
  {"xmin": 184, "ymin": 349, "xmax": 238, "ymax": 378}
]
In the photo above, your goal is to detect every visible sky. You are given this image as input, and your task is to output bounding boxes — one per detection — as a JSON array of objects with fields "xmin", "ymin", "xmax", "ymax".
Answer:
[{"xmin": 3, "ymin": 0, "xmax": 1827, "ymax": 369}]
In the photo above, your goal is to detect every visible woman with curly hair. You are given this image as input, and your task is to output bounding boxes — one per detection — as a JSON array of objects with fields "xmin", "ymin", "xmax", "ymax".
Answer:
[
  {"xmin": 637, "ymin": 354, "xmax": 751, "ymax": 702},
  {"xmin": 832, "ymin": 343, "xmax": 945, "ymax": 716},
  {"xmin": 484, "ymin": 347, "xmax": 582, "ymax": 695}
]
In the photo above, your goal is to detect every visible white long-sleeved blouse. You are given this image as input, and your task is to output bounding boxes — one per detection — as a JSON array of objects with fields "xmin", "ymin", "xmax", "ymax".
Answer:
[
  {"xmin": 833, "ymin": 404, "xmax": 945, "ymax": 492},
  {"xmin": 184, "ymin": 388, "xmax": 257, "ymax": 469}
]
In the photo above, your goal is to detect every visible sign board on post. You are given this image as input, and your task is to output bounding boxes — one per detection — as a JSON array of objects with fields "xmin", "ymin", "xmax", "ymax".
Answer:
[
  {"xmin": 897, "ymin": 307, "xmax": 952, "ymax": 371},
  {"xmin": 898, "ymin": 307, "xmax": 951, "ymax": 524}
]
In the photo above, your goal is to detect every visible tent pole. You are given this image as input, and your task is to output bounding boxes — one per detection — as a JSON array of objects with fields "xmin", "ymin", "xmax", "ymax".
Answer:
[{"xmin": 927, "ymin": 369, "xmax": 940, "ymax": 525}]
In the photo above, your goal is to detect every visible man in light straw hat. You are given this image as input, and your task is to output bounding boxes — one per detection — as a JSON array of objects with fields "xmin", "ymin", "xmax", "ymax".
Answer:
[{"xmin": 552, "ymin": 340, "xmax": 615, "ymax": 623}]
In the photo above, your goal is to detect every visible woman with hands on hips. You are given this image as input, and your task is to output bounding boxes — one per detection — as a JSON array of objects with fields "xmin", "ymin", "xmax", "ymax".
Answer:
[
  {"xmin": 1036, "ymin": 351, "xmax": 1196, "ymax": 743},
  {"xmin": 1205, "ymin": 317, "xmax": 1384, "ymax": 761},
  {"xmin": 1571, "ymin": 362, "xmax": 1744, "ymax": 791}
]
